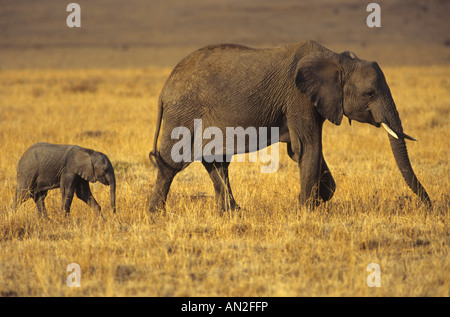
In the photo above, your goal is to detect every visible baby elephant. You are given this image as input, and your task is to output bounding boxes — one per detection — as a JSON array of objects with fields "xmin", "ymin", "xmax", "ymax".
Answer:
[{"xmin": 13, "ymin": 142, "xmax": 116, "ymax": 217}]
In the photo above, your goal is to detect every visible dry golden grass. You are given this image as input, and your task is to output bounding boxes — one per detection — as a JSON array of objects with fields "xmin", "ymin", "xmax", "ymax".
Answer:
[{"xmin": 0, "ymin": 66, "xmax": 448, "ymax": 296}]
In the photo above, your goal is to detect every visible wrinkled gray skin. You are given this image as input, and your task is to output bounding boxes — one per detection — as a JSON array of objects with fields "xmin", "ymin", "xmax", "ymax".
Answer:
[
  {"xmin": 13, "ymin": 142, "xmax": 116, "ymax": 217},
  {"xmin": 148, "ymin": 40, "xmax": 431, "ymax": 212}
]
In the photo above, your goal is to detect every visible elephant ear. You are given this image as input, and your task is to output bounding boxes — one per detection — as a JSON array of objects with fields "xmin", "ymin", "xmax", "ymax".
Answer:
[
  {"xmin": 69, "ymin": 148, "xmax": 96, "ymax": 183},
  {"xmin": 295, "ymin": 52, "xmax": 344, "ymax": 126}
]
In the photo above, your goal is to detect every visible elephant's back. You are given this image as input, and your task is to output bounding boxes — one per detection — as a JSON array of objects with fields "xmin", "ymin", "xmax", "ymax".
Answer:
[
  {"xmin": 161, "ymin": 44, "xmax": 260, "ymax": 97},
  {"xmin": 160, "ymin": 44, "xmax": 290, "ymax": 113},
  {"xmin": 18, "ymin": 143, "xmax": 75, "ymax": 169},
  {"xmin": 162, "ymin": 41, "xmax": 320, "ymax": 88},
  {"xmin": 171, "ymin": 43, "xmax": 255, "ymax": 73},
  {"xmin": 23, "ymin": 142, "xmax": 75, "ymax": 155}
]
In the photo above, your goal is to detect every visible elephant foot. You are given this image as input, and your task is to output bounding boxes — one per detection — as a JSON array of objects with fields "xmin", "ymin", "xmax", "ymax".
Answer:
[
  {"xmin": 218, "ymin": 200, "xmax": 241, "ymax": 214},
  {"xmin": 147, "ymin": 197, "xmax": 166, "ymax": 214},
  {"xmin": 146, "ymin": 188, "xmax": 167, "ymax": 213},
  {"xmin": 299, "ymin": 195, "xmax": 322, "ymax": 211}
]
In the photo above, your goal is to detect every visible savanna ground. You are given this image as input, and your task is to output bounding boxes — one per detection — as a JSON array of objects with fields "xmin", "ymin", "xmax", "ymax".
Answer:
[
  {"xmin": 0, "ymin": 0, "xmax": 449, "ymax": 297},
  {"xmin": 0, "ymin": 65, "xmax": 448, "ymax": 297}
]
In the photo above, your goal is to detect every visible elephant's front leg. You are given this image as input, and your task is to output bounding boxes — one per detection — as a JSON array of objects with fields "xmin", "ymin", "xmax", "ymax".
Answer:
[
  {"xmin": 319, "ymin": 155, "xmax": 336, "ymax": 202},
  {"xmin": 76, "ymin": 180, "xmax": 102, "ymax": 213},
  {"xmin": 298, "ymin": 142, "xmax": 323, "ymax": 209}
]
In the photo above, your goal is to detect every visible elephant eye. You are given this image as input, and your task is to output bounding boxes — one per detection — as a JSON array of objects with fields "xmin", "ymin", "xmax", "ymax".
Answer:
[{"xmin": 364, "ymin": 90, "xmax": 376, "ymax": 99}]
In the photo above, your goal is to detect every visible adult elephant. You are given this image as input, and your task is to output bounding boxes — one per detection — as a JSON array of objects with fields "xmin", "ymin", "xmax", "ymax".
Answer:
[
  {"xmin": 147, "ymin": 40, "xmax": 431, "ymax": 212},
  {"xmin": 13, "ymin": 142, "xmax": 116, "ymax": 217}
]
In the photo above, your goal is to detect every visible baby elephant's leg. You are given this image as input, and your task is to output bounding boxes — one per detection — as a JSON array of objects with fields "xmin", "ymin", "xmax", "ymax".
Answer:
[
  {"xmin": 76, "ymin": 180, "xmax": 103, "ymax": 217},
  {"xmin": 34, "ymin": 191, "xmax": 48, "ymax": 218},
  {"xmin": 11, "ymin": 186, "xmax": 31, "ymax": 211},
  {"xmin": 61, "ymin": 175, "xmax": 77, "ymax": 215}
]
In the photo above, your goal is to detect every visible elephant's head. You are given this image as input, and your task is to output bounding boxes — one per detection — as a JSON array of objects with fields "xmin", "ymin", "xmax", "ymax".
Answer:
[
  {"xmin": 295, "ymin": 50, "xmax": 431, "ymax": 206},
  {"xmin": 71, "ymin": 148, "xmax": 117, "ymax": 213}
]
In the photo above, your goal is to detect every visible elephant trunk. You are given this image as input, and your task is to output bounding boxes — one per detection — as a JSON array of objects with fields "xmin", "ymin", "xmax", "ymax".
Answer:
[
  {"xmin": 108, "ymin": 172, "xmax": 116, "ymax": 213},
  {"xmin": 378, "ymin": 101, "xmax": 431, "ymax": 206},
  {"xmin": 388, "ymin": 136, "xmax": 431, "ymax": 206}
]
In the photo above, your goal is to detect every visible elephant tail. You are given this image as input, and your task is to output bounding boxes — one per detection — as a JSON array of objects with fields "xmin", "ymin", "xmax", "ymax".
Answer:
[
  {"xmin": 149, "ymin": 97, "xmax": 163, "ymax": 169},
  {"xmin": 149, "ymin": 98, "xmax": 182, "ymax": 177}
]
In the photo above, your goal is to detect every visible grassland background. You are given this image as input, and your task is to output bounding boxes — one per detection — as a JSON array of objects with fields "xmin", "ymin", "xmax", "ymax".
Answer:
[{"xmin": 0, "ymin": 0, "xmax": 449, "ymax": 297}]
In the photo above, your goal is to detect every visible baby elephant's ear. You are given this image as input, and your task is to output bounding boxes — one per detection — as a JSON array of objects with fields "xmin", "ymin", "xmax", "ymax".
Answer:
[
  {"xmin": 70, "ymin": 148, "xmax": 96, "ymax": 183},
  {"xmin": 295, "ymin": 51, "xmax": 344, "ymax": 126}
]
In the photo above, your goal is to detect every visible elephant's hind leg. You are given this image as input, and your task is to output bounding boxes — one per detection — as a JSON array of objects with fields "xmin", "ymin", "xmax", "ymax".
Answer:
[
  {"xmin": 33, "ymin": 191, "xmax": 48, "ymax": 218},
  {"xmin": 11, "ymin": 187, "xmax": 31, "ymax": 211},
  {"xmin": 147, "ymin": 165, "xmax": 179, "ymax": 213},
  {"xmin": 202, "ymin": 159, "xmax": 239, "ymax": 212},
  {"xmin": 13, "ymin": 173, "xmax": 38, "ymax": 209}
]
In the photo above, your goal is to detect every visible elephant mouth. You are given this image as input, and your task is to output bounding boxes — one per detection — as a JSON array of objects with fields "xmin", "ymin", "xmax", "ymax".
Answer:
[
  {"xmin": 98, "ymin": 177, "xmax": 109, "ymax": 186},
  {"xmin": 365, "ymin": 107, "xmax": 382, "ymax": 127},
  {"xmin": 345, "ymin": 107, "xmax": 380, "ymax": 127}
]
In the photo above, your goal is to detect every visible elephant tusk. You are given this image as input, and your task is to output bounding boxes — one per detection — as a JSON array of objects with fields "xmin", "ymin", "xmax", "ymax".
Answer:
[{"xmin": 381, "ymin": 123, "xmax": 399, "ymax": 139}]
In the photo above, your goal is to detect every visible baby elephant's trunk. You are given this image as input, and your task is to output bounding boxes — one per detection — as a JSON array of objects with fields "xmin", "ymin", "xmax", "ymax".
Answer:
[{"xmin": 108, "ymin": 173, "xmax": 116, "ymax": 213}]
